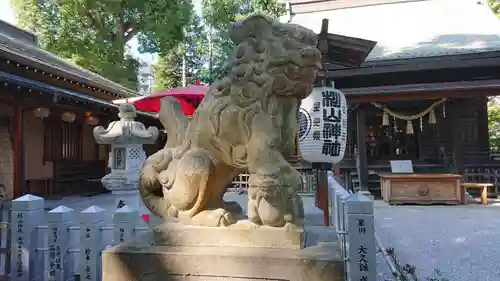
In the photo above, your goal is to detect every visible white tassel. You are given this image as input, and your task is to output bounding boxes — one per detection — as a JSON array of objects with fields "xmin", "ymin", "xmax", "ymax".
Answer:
[
  {"xmin": 428, "ymin": 109, "xmax": 436, "ymax": 124},
  {"xmin": 406, "ymin": 120, "xmax": 414, "ymax": 135},
  {"xmin": 442, "ymin": 103, "xmax": 446, "ymax": 118},
  {"xmin": 420, "ymin": 117, "xmax": 423, "ymax": 131},
  {"xmin": 393, "ymin": 116, "xmax": 397, "ymax": 131},
  {"xmin": 382, "ymin": 111, "xmax": 389, "ymax": 126}
]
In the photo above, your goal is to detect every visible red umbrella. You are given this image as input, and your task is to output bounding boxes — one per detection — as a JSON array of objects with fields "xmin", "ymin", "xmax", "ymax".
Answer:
[{"xmin": 130, "ymin": 84, "xmax": 208, "ymax": 115}]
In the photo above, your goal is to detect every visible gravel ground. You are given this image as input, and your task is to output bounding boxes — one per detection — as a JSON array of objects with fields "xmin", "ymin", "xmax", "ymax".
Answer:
[{"xmin": 374, "ymin": 200, "xmax": 500, "ymax": 281}]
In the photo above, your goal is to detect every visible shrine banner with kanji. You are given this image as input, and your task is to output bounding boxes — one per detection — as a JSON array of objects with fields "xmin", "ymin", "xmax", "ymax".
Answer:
[{"xmin": 299, "ymin": 86, "xmax": 347, "ymax": 164}]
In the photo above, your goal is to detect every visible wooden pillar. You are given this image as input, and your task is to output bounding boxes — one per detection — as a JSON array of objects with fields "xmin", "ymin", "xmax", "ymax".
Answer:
[
  {"xmin": 333, "ymin": 165, "xmax": 340, "ymax": 176},
  {"xmin": 313, "ymin": 18, "xmax": 331, "ymax": 226},
  {"xmin": 478, "ymin": 97, "xmax": 490, "ymax": 152},
  {"xmin": 94, "ymin": 142, "xmax": 100, "ymax": 161},
  {"xmin": 450, "ymin": 100, "xmax": 463, "ymax": 174},
  {"xmin": 12, "ymin": 103, "xmax": 25, "ymax": 197},
  {"xmin": 356, "ymin": 105, "xmax": 369, "ymax": 192},
  {"xmin": 314, "ymin": 163, "xmax": 330, "ymax": 226}
]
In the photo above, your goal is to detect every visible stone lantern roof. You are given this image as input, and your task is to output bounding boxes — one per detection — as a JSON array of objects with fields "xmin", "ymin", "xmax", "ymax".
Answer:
[{"xmin": 93, "ymin": 103, "xmax": 159, "ymax": 145}]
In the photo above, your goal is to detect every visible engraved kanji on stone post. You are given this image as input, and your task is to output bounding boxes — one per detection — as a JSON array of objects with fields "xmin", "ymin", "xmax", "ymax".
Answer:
[{"xmin": 345, "ymin": 192, "xmax": 377, "ymax": 281}]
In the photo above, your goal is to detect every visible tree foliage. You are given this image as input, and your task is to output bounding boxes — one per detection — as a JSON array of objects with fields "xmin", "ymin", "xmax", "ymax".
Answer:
[
  {"xmin": 490, "ymin": 0, "xmax": 500, "ymax": 17},
  {"xmin": 202, "ymin": 0, "xmax": 286, "ymax": 31},
  {"xmin": 487, "ymin": 1, "xmax": 500, "ymax": 151},
  {"xmin": 201, "ymin": 0, "xmax": 286, "ymax": 83},
  {"xmin": 11, "ymin": 0, "xmax": 193, "ymax": 90},
  {"xmin": 152, "ymin": 15, "xmax": 207, "ymax": 91},
  {"xmin": 152, "ymin": 0, "xmax": 287, "ymax": 89},
  {"xmin": 488, "ymin": 99, "xmax": 500, "ymax": 152}
]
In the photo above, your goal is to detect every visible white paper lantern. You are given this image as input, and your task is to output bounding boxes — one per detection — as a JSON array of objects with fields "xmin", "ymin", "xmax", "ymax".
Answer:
[
  {"xmin": 85, "ymin": 115, "xmax": 99, "ymax": 126},
  {"xmin": 299, "ymin": 86, "xmax": 348, "ymax": 164},
  {"xmin": 61, "ymin": 111, "xmax": 76, "ymax": 123},
  {"xmin": 32, "ymin": 107, "xmax": 50, "ymax": 119}
]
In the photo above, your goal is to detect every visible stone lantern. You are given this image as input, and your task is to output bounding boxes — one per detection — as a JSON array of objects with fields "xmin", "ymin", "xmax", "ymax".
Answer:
[{"xmin": 93, "ymin": 103, "xmax": 159, "ymax": 211}]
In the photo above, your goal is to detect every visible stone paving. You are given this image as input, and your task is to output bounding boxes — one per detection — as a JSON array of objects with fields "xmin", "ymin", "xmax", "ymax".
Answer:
[{"xmin": 375, "ymin": 200, "xmax": 500, "ymax": 281}]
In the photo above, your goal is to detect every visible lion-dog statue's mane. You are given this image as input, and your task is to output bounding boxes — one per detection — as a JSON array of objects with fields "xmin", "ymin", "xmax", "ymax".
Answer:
[{"xmin": 139, "ymin": 14, "xmax": 322, "ymax": 228}]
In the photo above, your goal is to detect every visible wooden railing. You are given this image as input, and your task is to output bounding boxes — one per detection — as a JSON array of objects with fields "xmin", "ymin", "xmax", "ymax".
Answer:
[
  {"xmin": 344, "ymin": 143, "xmax": 355, "ymax": 159},
  {"xmin": 435, "ymin": 149, "xmax": 500, "ymax": 196},
  {"xmin": 463, "ymin": 164, "xmax": 500, "ymax": 196},
  {"xmin": 230, "ymin": 171, "xmax": 317, "ymax": 194},
  {"xmin": 339, "ymin": 168, "xmax": 354, "ymax": 192}
]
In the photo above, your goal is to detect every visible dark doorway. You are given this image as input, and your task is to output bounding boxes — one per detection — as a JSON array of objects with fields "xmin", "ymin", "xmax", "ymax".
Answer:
[{"xmin": 364, "ymin": 102, "xmax": 423, "ymax": 163}]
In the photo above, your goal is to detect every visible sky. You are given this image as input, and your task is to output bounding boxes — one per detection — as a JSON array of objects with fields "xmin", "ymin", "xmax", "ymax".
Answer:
[
  {"xmin": 0, "ymin": 1, "xmax": 15, "ymax": 24},
  {"xmin": 0, "ymin": 0, "xmax": 203, "ymax": 64}
]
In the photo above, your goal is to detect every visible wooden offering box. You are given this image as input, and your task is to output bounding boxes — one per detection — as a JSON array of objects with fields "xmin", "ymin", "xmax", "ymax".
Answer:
[{"xmin": 380, "ymin": 174, "xmax": 462, "ymax": 205}]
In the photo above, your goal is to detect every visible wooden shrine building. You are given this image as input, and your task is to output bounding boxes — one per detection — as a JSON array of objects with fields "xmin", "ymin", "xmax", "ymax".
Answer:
[
  {"xmin": 0, "ymin": 21, "xmax": 160, "ymax": 199},
  {"xmin": 284, "ymin": 0, "xmax": 500, "ymax": 197}
]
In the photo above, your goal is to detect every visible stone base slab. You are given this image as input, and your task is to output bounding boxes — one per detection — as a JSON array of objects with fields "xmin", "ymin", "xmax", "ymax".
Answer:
[
  {"xmin": 152, "ymin": 221, "xmax": 305, "ymax": 249},
  {"xmin": 102, "ymin": 227, "xmax": 343, "ymax": 281}
]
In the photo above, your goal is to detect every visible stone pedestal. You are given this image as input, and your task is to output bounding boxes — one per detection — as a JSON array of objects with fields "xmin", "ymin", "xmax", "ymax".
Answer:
[
  {"xmin": 112, "ymin": 190, "xmax": 146, "ymax": 212},
  {"xmin": 102, "ymin": 223, "xmax": 344, "ymax": 281},
  {"xmin": 153, "ymin": 221, "xmax": 305, "ymax": 249}
]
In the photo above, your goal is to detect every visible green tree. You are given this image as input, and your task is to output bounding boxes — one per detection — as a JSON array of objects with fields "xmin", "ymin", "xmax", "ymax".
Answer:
[
  {"xmin": 201, "ymin": 0, "xmax": 286, "ymax": 83},
  {"xmin": 488, "ymin": 1, "xmax": 500, "ymax": 151},
  {"xmin": 490, "ymin": 0, "xmax": 500, "ymax": 17},
  {"xmin": 152, "ymin": 15, "xmax": 207, "ymax": 91},
  {"xmin": 11, "ymin": 0, "xmax": 193, "ymax": 90},
  {"xmin": 488, "ymin": 99, "xmax": 500, "ymax": 152}
]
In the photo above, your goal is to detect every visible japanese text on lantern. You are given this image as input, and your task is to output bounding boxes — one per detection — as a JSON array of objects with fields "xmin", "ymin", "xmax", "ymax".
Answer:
[
  {"xmin": 357, "ymin": 218, "xmax": 369, "ymax": 281},
  {"xmin": 320, "ymin": 91, "xmax": 342, "ymax": 157},
  {"xmin": 49, "ymin": 227, "xmax": 61, "ymax": 279},
  {"xmin": 16, "ymin": 213, "xmax": 24, "ymax": 278}
]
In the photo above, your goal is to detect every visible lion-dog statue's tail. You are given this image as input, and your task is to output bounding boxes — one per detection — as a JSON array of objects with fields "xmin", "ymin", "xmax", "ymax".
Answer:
[
  {"xmin": 158, "ymin": 97, "xmax": 190, "ymax": 149},
  {"xmin": 139, "ymin": 97, "xmax": 189, "ymax": 218}
]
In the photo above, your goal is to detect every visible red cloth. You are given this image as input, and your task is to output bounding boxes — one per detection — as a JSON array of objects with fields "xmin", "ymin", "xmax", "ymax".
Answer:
[{"xmin": 130, "ymin": 85, "xmax": 208, "ymax": 115}]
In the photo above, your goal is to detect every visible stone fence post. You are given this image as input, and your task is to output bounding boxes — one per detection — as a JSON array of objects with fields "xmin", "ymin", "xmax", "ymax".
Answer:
[
  {"xmin": 47, "ymin": 206, "xmax": 74, "ymax": 281},
  {"xmin": 79, "ymin": 206, "xmax": 106, "ymax": 281},
  {"xmin": 345, "ymin": 192, "xmax": 376, "ymax": 281},
  {"xmin": 113, "ymin": 206, "xmax": 137, "ymax": 244},
  {"xmin": 0, "ymin": 200, "xmax": 11, "ymax": 279},
  {"xmin": 10, "ymin": 194, "xmax": 44, "ymax": 281}
]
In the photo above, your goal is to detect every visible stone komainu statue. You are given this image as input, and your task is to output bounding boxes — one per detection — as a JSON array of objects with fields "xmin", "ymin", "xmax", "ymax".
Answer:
[{"xmin": 139, "ymin": 14, "xmax": 322, "ymax": 228}]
